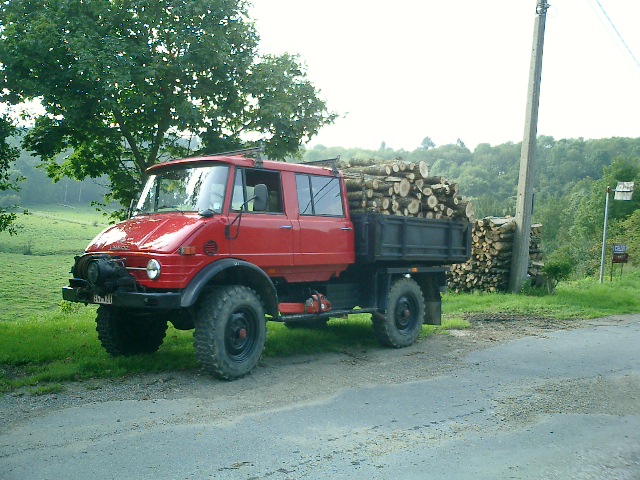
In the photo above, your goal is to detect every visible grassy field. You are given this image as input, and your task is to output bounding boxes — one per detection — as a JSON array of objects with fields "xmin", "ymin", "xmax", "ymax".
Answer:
[
  {"xmin": 0, "ymin": 204, "xmax": 108, "ymax": 255},
  {"xmin": 2, "ymin": 205, "xmax": 640, "ymax": 394},
  {"xmin": 445, "ymin": 274, "xmax": 640, "ymax": 320},
  {"xmin": 0, "ymin": 205, "xmax": 107, "ymax": 321}
]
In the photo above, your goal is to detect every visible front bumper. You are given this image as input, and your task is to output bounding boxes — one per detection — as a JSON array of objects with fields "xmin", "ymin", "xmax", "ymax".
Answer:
[{"xmin": 62, "ymin": 286, "xmax": 182, "ymax": 309}]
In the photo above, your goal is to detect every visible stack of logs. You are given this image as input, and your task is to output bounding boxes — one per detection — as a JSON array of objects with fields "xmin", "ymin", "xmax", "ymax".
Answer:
[
  {"xmin": 338, "ymin": 159, "xmax": 475, "ymax": 221},
  {"xmin": 336, "ymin": 158, "xmax": 543, "ymax": 293},
  {"xmin": 447, "ymin": 217, "xmax": 544, "ymax": 293}
]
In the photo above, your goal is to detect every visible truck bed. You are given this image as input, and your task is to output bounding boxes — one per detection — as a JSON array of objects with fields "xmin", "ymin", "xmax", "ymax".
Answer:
[{"xmin": 351, "ymin": 213, "xmax": 471, "ymax": 265}]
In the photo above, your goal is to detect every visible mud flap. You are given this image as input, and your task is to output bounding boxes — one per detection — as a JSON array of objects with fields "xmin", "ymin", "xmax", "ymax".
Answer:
[{"xmin": 424, "ymin": 299, "xmax": 442, "ymax": 325}]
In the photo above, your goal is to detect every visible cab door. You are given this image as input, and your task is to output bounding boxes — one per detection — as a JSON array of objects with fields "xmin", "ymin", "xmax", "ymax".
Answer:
[
  {"xmin": 294, "ymin": 173, "xmax": 354, "ymax": 268},
  {"xmin": 227, "ymin": 167, "xmax": 293, "ymax": 268}
]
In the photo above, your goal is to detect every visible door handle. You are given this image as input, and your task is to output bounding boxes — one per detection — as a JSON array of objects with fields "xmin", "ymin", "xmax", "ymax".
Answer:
[
  {"xmin": 340, "ymin": 227, "xmax": 353, "ymax": 231},
  {"xmin": 280, "ymin": 225, "xmax": 293, "ymax": 229}
]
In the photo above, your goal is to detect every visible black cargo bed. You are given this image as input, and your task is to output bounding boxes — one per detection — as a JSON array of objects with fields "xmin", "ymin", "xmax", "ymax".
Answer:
[{"xmin": 352, "ymin": 213, "xmax": 471, "ymax": 265}]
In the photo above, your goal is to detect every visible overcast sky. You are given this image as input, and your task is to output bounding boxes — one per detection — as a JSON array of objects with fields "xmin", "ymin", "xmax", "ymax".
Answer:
[{"xmin": 250, "ymin": 0, "xmax": 640, "ymax": 151}]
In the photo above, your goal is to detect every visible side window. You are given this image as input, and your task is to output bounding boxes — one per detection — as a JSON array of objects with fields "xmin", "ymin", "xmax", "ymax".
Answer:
[
  {"xmin": 231, "ymin": 168, "xmax": 284, "ymax": 213},
  {"xmin": 296, "ymin": 174, "xmax": 344, "ymax": 217}
]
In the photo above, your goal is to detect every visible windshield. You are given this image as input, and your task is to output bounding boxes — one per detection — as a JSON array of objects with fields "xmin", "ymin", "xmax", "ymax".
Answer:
[{"xmin": 136, "ymin": 164, "xmax": 230, "ymax": 215}]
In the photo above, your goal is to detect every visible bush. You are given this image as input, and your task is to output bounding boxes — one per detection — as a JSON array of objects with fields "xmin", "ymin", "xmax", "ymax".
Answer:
[
  {"xmin": 520, "ymin": 277, "xmax": 548, "ymax": 296},
  {"xmin": 542, "ymin": 259, "xmax": 573, "ymax": 293}
]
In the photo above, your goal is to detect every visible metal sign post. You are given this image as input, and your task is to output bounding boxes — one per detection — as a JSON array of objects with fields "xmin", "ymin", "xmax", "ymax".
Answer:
[{"xmin": 599, "ymin": 182, "xmax": 634, "ymax": 283}]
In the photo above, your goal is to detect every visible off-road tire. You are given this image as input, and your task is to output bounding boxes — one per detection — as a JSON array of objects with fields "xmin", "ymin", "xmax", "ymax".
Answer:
[
  {"xmin": 372, "ymin": 277, "xmax": 425, "ymax": 348},
  {"xmin": 95, "ymin": 306, "xmax": 168, "ymax": 356},
  {"xmin": 193, "ymin": 285, "xmax": 266, "ymax": 380}
]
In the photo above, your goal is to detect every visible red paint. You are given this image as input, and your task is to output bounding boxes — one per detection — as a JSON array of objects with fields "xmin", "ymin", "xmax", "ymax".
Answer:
[{"xmin": 83, "ymin": 155, "xmax": 355, "ymax": 288}]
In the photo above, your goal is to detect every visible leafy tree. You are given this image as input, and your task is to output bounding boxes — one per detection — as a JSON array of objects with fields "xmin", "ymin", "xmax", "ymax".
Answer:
[
  {"xmin": 419, "ymin": 136, "xmax": 435, "ymax": 150},
  {"xmin": 0, "ymin": 0, "xmax": 336, "ymax": 213},
  {"xmin": 0, "ymin": 115, "xmax": 22, "ymax": 233},
  {"xmin": 602, "ymin": 156, "xmax": 640, "ymax": 221},
  {"xmin": 617, "ymin": 210, "xmax": 640, "ymax": 265}
]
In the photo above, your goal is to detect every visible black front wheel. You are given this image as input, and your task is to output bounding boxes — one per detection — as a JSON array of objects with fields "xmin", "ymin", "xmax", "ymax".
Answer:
[
  {"xmin": 193, "ymin": 285, "xmax": 266, "ymax": 380},
  {"xmin": 95, "ymin": 306, "xmax": 168, "ymax": 356},
  {"xmin": 372, "ymin": 277, "xmax": 425, "ymax": 348}
]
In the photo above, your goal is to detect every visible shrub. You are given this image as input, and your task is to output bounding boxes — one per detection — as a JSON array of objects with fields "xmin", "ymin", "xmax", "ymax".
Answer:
[
  {"xmin": 542, "ymin": 259, "xmax": 573, "ymax": 293},
  {"xmin": 22, "ymin": 239, "xmax": 33, "ymax": 255}
]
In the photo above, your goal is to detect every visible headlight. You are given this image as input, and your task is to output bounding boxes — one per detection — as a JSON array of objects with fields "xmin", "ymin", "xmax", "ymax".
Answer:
[
  {"xmin": 87, "ymin": 261, "xmax": 100, "ymax": 285},
  {"xmin": 146, "ymin": 259, "xmax": 161, "ymax": 280}
]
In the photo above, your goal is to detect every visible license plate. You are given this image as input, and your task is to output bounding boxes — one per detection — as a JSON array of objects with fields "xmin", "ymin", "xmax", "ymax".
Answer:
[{"xmin": 93, "ymin": 294, "xmax": 113, "ymax": 305}]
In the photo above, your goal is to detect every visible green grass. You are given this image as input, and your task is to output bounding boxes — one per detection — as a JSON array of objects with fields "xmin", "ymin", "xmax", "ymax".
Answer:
[
  {"xmin": 0, "ymin": 309, "xmax": 198, "ymax": 393},
  {"xmin": 0, "ymin": 310, "xmax": 471, "ymax": 393},
  {"xmin": 0, "ymin": 253, "xmax": 78, "ymax": 321},
  {"xmin": 0, "ymin": 205, "xmax": 105, "ymax": 322},
  {"xmin": 0, "ymin": 204, "xmax": 107, "ymax": 255},
  {"xmin": 443, "ymin": 271, "xmax": 640, "ymax": 320}
]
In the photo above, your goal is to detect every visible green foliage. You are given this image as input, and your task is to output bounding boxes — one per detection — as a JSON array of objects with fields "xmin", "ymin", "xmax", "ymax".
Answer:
[
  {"xmin": 542, "ymin": 259, "xmax": 574, "ymax": 293},
  {"xmin": 616, "ymin": 210, "xmax": 640, "ymax": 263},
  {"xmin": 420, "ymin": 137, "xmax": 435, "ymax": 150},
  {"xmin": 0, "ymin": 116, "xmax": 22, "ymax": 234},
  {"xmin": 0, "ymin": 0, "xmax": 336, "ymax": 211}
]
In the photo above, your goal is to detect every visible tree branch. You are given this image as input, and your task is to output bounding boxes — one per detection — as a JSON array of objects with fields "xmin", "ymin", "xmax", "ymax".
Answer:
[
  {"xmin": 148, "ymin": 104, "xmax": 172, "ymax": 166},
  {"xmin": 112, "ymin": 109, "xmax": 145, "ymax": 172}
]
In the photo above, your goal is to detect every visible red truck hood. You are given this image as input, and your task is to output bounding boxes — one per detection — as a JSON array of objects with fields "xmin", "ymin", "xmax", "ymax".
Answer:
[{"xmin": 87, "ymin": 213, "xmax": 208, "ymax": 254}]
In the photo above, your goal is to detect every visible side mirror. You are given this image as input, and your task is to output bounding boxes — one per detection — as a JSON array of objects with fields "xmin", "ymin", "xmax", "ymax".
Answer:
[{"xmin": 253, "ymin": 183, "xmax": 268, "ymax": 212}]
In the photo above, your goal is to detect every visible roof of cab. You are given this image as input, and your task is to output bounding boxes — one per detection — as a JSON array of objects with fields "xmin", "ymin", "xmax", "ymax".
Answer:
[{"xmin": 146, "ymin": 154, "xmax": 341, "ymax": 177}]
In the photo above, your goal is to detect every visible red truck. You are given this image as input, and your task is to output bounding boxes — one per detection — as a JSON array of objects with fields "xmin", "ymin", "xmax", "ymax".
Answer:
[{"xmin": 63, "ymin": 150, "xmax": 471, "ymax": 379}]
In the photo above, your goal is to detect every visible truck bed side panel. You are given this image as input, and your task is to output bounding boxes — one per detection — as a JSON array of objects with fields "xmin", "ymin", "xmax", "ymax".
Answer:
[{"xmin": 352, "ymin": 213, "xmax": 471, "ymax": 265}]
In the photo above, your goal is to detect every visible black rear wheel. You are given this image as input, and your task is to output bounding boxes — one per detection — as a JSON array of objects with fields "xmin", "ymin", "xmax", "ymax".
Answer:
[
  {"xmin": 95, "ymin": 306, "xmax": 168, "ymax": 356},
  {"xmin": 372, "ymin": 277, "xmax": 425, "ymax": 348},
  {"xmin": 193, "ymin": 285, "xmax": 266, "ymax": 380}
]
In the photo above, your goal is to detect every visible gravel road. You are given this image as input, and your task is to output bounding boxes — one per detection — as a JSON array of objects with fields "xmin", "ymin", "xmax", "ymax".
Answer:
[{"xmin": 1, "ymin": 314, "xmax": 639, "ymax": 479}]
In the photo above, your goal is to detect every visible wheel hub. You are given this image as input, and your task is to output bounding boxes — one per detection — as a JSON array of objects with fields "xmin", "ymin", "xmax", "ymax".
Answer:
[
  {"xmin": 226, "ymin": 311, "xmax": 257, "ymax": 361},
  {"xmin": 237, "ymin": 327, "xmax": 247, "ymax": 340},
  {"xmin": 395, "ymin": 296, "xmax": 416, "ymax": 331}
]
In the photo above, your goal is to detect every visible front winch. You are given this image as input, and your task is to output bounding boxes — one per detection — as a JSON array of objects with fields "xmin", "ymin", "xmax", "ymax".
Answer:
[{"xmin": 72, "ymin": 254, "xmax": 135, "ymax": 294}]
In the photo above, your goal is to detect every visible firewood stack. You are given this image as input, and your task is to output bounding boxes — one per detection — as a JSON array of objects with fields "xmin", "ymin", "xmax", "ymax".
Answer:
[
  {"xmin": 447, "ymin": 217, "xmax": 544, "ymax": 293},
  {"xmin": 336, "ymin": 159, "xmax": 543, "ymax": 292},
  {"xmin": 338, "ymin": 159, "xmax": 475, "ymax": 221}
]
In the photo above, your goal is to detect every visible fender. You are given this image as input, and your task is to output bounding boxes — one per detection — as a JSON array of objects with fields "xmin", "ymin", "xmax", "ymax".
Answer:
[{"xmin": 180, "ymin": 258, "xmax": 278, "ymax": 316}]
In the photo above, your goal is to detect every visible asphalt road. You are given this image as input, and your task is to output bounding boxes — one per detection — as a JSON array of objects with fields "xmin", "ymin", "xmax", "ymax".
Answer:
[{"xmin": 2, "ymin": 317, "xmax": 639, "ymax": 479}]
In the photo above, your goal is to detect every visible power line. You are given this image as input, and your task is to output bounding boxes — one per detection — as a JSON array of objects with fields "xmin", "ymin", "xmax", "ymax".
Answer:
[{"xmin": 592, "ymin": 0, "xmax": 640, "ymax": 70}]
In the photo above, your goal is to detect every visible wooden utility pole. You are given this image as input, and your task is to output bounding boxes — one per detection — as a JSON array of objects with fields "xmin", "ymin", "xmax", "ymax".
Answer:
[{"xmin": 508, "ymin": 1, "xmax": 549, "ymax": 293}]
